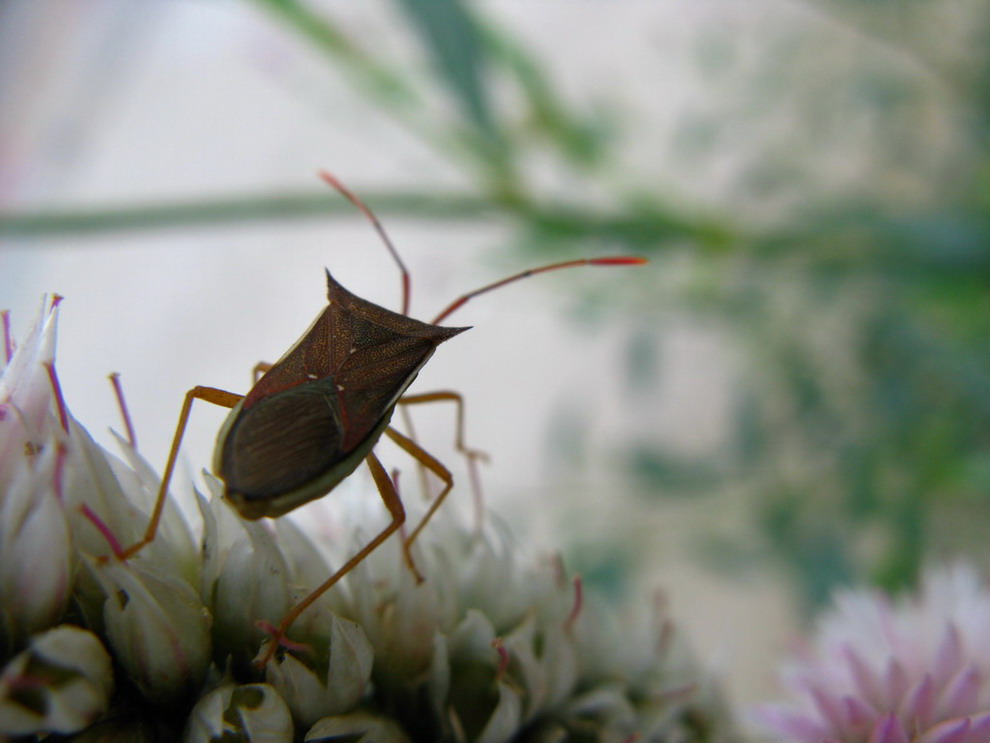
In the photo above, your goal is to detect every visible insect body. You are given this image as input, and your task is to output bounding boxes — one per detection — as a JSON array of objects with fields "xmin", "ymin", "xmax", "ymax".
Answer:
[
  {"xmin": 217, "ymin": 271, "xmax": 467, "ymax": 521},
  {"xmin": 102, "ymin": 171, "xmax": 645, "ymax": 667}
]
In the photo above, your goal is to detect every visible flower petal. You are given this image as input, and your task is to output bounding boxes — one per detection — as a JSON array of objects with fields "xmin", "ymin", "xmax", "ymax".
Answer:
[
  {"xmin": 918, "ymin": 717, "xmax": 970, "ymax": 743},
  {"xmin": 184, "ymin": 683, "xmax": 293, "ymax": 743},
  {"xmin": 0, "ymin": 625, "xmax": 112, "ymax": 735},
  {"xmin": 0, "ymin": 442, "xmax": 72, "ymax": 645},
  {"xmin": 88, "ymin": 558, "xmax": 211, "ymax": 703},
  {"xmin": 304, "ymin": 710, "xmax": 410, "ymax": 742},
  {"xmin": 869, "ymin": 713, "xmax": 909, "ymax": 743}
]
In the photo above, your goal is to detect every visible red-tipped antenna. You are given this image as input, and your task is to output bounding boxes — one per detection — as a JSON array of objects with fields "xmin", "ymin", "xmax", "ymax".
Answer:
[
  {"xmin": 319, "ymin": 170, "xmax": 411, "ymax": 316},
  {"xmin": 430, "ymin": 256, "xmax": 648, "ymax": 325}
]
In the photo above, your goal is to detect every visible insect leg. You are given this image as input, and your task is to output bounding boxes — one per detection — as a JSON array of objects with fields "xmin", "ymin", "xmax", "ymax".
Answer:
[
  {"xmin": 255, "ymin": 450, "xmax": 406, "ymax": 668},
  {"xmin": 383, "ymin": 426, "xmax": 455, "ymax": 569},
  {"xmin": 397, "ymin": 391, "xmax": 488, "ymax": 461},
  {"xmin": 397, "ymin": 391, "xmax": 488, "ymax": 532},
  {"xmin": 112, "ymin": 386, "xmax": 242, "ymax": 561}
]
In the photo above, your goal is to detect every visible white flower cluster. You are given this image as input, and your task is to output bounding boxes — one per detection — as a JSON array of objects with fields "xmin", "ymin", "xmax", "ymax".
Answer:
[{"xmin": 0, "ymin": 297, "xmax": 733, "ymax": 742}]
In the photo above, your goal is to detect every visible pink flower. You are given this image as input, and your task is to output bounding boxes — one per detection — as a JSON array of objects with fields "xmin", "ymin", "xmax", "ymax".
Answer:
[{"xmin": 758, "ymin": 565, "xmax": 990, "ymax": 743}]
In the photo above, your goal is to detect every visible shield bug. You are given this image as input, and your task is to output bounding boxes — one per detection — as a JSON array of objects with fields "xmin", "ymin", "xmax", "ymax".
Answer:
[{"xmin": 102, "ymin": 171, "xmax": 646, "ymax": 665}]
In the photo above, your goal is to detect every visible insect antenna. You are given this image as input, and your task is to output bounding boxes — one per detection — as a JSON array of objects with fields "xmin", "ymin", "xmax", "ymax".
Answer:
[
  {"xmin": 319, "ymin": 170, "xmax": 411, "ymax": 316},
  {"xmin": 430, "ymin": 256, "xmax": 648, "ymax": 325}
]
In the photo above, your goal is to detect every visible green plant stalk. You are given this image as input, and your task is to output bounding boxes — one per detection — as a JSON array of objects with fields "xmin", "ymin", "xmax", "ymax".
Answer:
[
  {"xmin": 0, "ymin": 189, "xmax": 731, "ymax": 253},
  {"xmin": 0, "ymin": 191, "xmax": 498, "ymax": 239}
]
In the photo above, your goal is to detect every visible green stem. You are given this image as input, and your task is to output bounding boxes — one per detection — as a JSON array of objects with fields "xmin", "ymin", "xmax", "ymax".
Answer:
[
  {"xmin": 0, "ymin": 190, "xmax": 730, "ymax": 252},
  {"xmin": 0, "ymin": 191, "xmax": 497, "ymax": 239}
]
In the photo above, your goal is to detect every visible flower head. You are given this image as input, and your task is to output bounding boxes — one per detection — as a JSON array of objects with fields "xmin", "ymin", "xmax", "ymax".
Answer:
[
  {"xmin": 758, "ymin": 564, "xmax": 990, "ymax": 743},
  {"xmin": 0, "ymin": 297, "xmax": 735, "ymax": 741}
]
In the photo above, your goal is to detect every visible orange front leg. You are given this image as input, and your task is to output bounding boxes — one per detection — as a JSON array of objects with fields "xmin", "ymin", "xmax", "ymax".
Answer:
[{"xmin": 112, "ymin": 385, "xmax": 242, "ymax": 561}]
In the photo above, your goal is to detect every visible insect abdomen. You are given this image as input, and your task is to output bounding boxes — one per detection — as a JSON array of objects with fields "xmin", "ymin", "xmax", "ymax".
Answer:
[{"xmin": 219, "ymin": 379, "xmax": 347, "ymax": 512}]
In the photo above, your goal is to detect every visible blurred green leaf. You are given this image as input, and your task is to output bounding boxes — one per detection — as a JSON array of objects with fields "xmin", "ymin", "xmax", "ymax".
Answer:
[
  {"xmin": 624, "ymin": 328, "xmax": 660, "ymax": 393},
  {"xmin": 253, "ymin": 0, "xmax": 416, "ymax": 105},
  {"xmin": 758, "ymin": 495, "xmax": 855, "ymax": 611},
  {"xmin": 628, "ymin": 448, "xmax": 722, "ymax": 495},
  {"xmin": 392, "ymin": 0, "xmax": 494, "ymax": 137},
  {"xmin": 484, "ymin": 27, "xmax": 611, "ymax": 167}
]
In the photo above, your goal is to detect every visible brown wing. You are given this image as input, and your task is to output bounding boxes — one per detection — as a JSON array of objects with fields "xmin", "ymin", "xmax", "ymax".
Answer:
[
  {"xmin": 242, "ymin": 270, "xmax": 468, "ymax": 451},
  {"xmin": 220, "ymin": 379, "xmax": 346, "ymax": 501}
]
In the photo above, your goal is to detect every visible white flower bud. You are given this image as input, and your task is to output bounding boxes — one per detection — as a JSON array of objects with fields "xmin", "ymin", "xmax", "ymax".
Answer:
[
  {"xmin": 184, "ymin": 683, "xmax": 293, "ymax": 743},
  {"xmin": 0, "ymin": 625, "xmax": 112, "ymax": 735},
  {"xmin": 439, "ymin": 610, "xmax": 524, "ymax": 742},
  {"xmin": 87, "ymin": 558, "xmax": 211, "ymax": 704},
  {"xmin": 198, "ymin": 478, "xmax": 292, "ymax": 671},
  {"xmin": 212, "ymin": 518, "xmax": 292, "ymax": 670},
  {"xmin": 474, "ymin": 681, "xmax": 523, "ymax": 743},
  {"xmin": 0, "ymin": 296, "xmax": 62, "ymax": 482},
  {"xmin": 304, "ymin": 710, "xmax": 410, "ymax": 743},
  {"xmin": 0, "ymin": 298, "xmax": 74, "ymax": 650},
  {"xmin": 0, "ymin": 442, "xmax": 72, "ymax": 648},
  {"xmin": 266, "ymin": 614, "xmax": 373, "ymax": 728}
]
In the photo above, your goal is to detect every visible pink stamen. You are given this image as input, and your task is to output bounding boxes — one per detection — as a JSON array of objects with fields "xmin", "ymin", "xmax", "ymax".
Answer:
[
  {"xmin": 79, "ymin": 504, "xmax": 125, "ymax": 559},
  {"xmin": 255, "ymin": 620, "xmax": 312, "ymax": 654},
  {"xmin": 1, "ymin": 310, "xmax": 12, "ymax": 365},
  {"xmin": 491, "ymin": 637, "xmax": 510, "ymax": 679},
  {"xmin": 565, "ymin": 574, "xmax": 584, "ymax": 631},
  {"xmin": 44, "ymin": 362, "xmax": 69, "ymax": 433},
  {"xmin": 53, "ymin": 443, "xmax": 68, "ymax": 503},
  {"xmin": 108, "ymin": 373, "xmax": 137, "ymax": 448}
]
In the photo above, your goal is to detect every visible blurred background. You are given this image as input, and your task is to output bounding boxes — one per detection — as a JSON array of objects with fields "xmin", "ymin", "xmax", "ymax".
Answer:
[{"xmin": 2, "ymin": 0, "xmax": 989, "ymax": 715}]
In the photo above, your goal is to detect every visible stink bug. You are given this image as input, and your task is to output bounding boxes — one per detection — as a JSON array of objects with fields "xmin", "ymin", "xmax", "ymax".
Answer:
[{"xmin": 105, "ymin": 171, "xmax": 646, "ymax": 665}]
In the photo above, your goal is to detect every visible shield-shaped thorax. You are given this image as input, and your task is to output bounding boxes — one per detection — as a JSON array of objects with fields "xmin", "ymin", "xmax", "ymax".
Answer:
[{"xmin": 215, "ymin": 271, "xmax": 468, "ymax": 519}]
